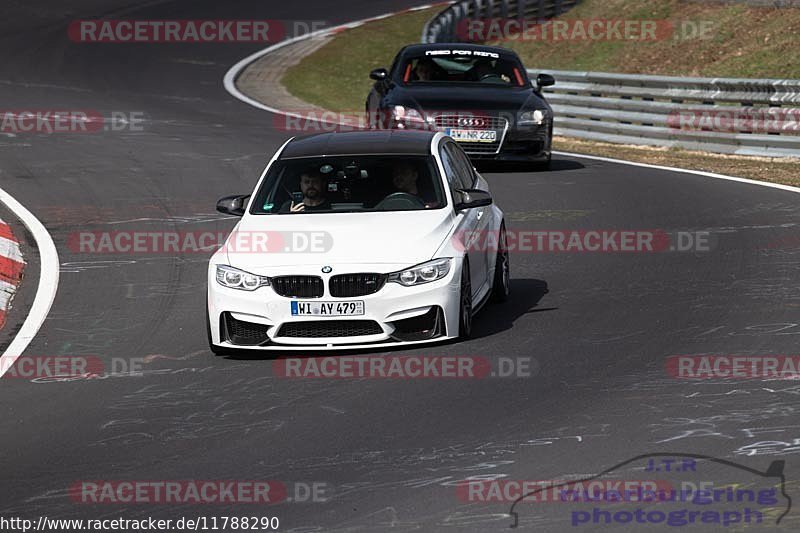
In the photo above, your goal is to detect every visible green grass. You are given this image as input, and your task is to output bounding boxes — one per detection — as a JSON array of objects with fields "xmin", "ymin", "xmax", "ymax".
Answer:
[
  {"xmin": 282, "ymin": 0, "xmax": 800, "ymax": 114},
  {"xmin": 277, "ymin": 2, "xmax": 800, "ymax": 186},
  {"xmin": 282, "ymin": 0, "xmax": 800, "ymax": 186},
  {"xmin": 282, "ymin": 8, "xmax": 438, "ymax": 112},
  {"xmin": 500, "ymin": 0, "xmax": 800, "ymax": 78}
]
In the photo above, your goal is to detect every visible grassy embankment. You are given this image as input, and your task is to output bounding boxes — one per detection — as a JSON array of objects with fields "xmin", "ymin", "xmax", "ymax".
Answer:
[{"xmin": 282, "ymin": 1, "xmax": 800, "ymax": 184}]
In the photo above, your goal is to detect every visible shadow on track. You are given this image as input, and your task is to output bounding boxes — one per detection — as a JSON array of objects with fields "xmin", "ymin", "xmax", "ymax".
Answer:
[
  {"xmin": 471, "ymin": 278, "xmax": 553, "ymax": 340},
  {"xmin": 477, "ymin": 158, "xmax": 585, "ymax": 174}
]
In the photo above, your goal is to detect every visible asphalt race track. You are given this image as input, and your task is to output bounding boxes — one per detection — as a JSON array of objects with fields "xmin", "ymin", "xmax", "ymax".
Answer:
[{"xmin": 1, "ymin": 1, "xmax": 799, "ymax": 531}]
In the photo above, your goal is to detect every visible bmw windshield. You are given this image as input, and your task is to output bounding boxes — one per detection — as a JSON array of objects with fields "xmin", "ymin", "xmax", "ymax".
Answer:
[{"xmin": 249, "ymin": 155, "xmax": 447, "ymax": 214}]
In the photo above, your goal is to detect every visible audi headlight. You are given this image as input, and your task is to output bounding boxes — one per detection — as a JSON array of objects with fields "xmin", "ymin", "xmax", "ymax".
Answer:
[
  {"xmin": 518, "ymin": 109, "xmax": 548, "ymax": 126},
  {"xmin": 390, "ymin": 105, "xmax": 431, "ymax": 129},
  {"xmin": 389, "ymin": 258, "xmax": 452, "ymax": 286},
  {"xmin": 215, "ymin": 265, "xmax": 270, "ymax": 291}
]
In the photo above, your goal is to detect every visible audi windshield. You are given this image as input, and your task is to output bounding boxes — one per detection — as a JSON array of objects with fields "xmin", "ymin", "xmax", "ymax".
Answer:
[{"xmin": 401, "ymin": 53, "xmax": 527, "ymax": 86}]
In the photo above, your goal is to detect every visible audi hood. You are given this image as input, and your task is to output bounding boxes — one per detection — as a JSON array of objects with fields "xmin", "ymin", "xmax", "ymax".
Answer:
[{"xmin": 386, "ymin": 84, "xmax": 548, "ymax": 115}]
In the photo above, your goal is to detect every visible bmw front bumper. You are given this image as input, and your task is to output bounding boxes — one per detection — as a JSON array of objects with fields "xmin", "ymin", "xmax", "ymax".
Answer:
[{"xmin": 207, "ymin": 262, "xmax": 463, "ymax": 351}]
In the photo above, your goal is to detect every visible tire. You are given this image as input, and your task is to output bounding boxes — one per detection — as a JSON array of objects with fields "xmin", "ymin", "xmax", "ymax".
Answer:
[
  {"xmin": 458, "ymin": 258, "xmax": 473, "ymax": 339},
  {"xmin": 533, "ymin": 155, "xmax": 551, "ymax": 171},
  {"xmin": 366, "ymin": 104, "xmax": 376, "ymax": 129},
  {"xmin": 524, "ymin": 153, "xmax": 551, "ymax": 171},
  {"xmin": 491, "ymin": 224, "xmax": 510, "ymax": 303}
]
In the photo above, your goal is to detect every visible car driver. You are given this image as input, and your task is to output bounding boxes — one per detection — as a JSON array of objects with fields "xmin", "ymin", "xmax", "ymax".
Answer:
[{"xmin": 282, "ymin": 169, "xmax": 331, "ymax": 213}]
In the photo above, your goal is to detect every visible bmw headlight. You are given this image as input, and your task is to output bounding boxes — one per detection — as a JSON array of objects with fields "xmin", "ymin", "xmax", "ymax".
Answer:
[
  {"xmin": 215, "ymin": 265, "xmax": 270, "ymax": 291},
  {"xmin": 518, "ymin": 109, "xmax": 548, "ymax": 126},
  {"xmin": 389, "ymin": 258, "xmax": 451, "ymax": 286}
]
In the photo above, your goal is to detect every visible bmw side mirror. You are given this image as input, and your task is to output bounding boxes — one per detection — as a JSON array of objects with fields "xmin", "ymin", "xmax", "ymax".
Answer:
[
  {"xmin": 534, "ymin": 73, "xmax": 556, "ymax": 90},
  {"xmin": 216, "ymin": 195, "xmax": 250, "ymax": 217},
  {"xmin": 370, "ymin": 68, "xmax": 388, "ymax": 81},
  {"xmin": 455, "ymin": 189, "xmax": 493, "ymax": 211}
]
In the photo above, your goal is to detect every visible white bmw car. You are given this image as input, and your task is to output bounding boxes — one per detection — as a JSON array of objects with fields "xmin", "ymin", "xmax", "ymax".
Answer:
[{"xmin": 207, "ymin": 130, "xmax": 509, "ymax": 352}]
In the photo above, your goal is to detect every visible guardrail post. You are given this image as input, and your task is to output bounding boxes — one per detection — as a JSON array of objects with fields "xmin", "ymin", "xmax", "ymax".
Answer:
[
  {"xmin": 445, "ymin": 11, "xmax": 456, "ymax": 41},
  {"xmin": 455, "ymin": 3, "xmax": 466, "ymax": 41},
  {"xmin": 469, "ymin": 0, "xmax": 480, "ymax": 18},
  {"xmin": 423, "ymin": 0, "xmax": 584, "ymax": 42}
]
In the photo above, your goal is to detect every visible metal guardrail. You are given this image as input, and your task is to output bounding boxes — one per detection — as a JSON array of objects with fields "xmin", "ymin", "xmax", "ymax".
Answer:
[
  {"xmin": 423, "ymin": 2, "xmax": 800, "ymax": 158},
  {"xmin": 421, "ymin": 0, "xmax": 579, "ymax": 43},
  {"xmin": 533, "ymin": 69, "xmax": 800, "ymax": 158}
]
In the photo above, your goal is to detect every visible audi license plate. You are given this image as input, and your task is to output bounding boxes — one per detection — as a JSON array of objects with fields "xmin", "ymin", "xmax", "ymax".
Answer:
[
  {"xmin": 447, "ymin": 128, "xmax": 497, "ymax": 143},
  {"xmin": 291, "ymin": 301, "xmax": 364, "ymax": 316}
]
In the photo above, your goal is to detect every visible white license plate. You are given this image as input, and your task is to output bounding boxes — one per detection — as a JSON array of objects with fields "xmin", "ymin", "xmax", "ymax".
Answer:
[
  {"xmin": 291, "ymin": 301, "xmax": 364, "ymax": 316},
  {"xmin": 447, "ymin": 128, "xmax": 497, "ymax": 143}
]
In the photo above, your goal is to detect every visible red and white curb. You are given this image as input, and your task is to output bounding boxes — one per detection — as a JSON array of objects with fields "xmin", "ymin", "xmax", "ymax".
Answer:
[
  {"xmin": 0, "ymin": 185, "xmax": 59, "ymax": 378},
  {"xmin": 0, "ymin": 217, "xmax": 24, "ymax": 330}
]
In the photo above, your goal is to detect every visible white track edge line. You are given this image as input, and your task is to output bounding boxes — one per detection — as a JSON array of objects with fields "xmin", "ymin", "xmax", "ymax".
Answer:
[
  {"xmin": 0, "ymin": 186, "xmax": 60, "ymax": 377},
  {"xmin": 553, "ymin": 151, "xmax": 800, "ymax": 195},
  {"xmin": 223, "ymin": 4, "xmax": 443, "ymax": 116}
]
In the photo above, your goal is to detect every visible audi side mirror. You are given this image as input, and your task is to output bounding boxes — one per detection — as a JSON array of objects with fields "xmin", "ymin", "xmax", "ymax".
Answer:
[
  {"xmin": 534, "ymin": 73, "xmax": 556, "ymax": 90},
  {"xmin": 370, "ymin": 68, "xmax": 389, "ymax": 81}
]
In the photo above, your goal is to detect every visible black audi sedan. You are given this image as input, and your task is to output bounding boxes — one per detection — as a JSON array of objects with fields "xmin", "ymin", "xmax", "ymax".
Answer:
[{"xmin": 366, "ymin": 43, "xmax": 555, "ymax": 169}]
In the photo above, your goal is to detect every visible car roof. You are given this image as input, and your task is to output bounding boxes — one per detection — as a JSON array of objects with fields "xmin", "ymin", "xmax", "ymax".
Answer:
[
  {"xmin": 398, "ymin": 43, "xmax": 521, "ymax": 59},
  {"xmin": 279, "ymin": 130, "xmax": 437, "ymax": 159}
]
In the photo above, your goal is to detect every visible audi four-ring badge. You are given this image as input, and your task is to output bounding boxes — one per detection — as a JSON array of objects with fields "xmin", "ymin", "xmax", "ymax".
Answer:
[
  {"xmin": 207, "ymin": 130, "xmax": 510, "ymax": 352},
  {"xmin": 366, "ymin": 43, "xmax": 555, "ymax": 169}
]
